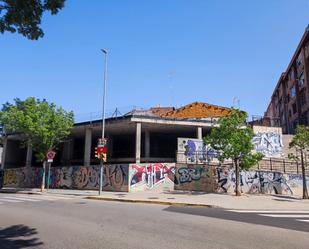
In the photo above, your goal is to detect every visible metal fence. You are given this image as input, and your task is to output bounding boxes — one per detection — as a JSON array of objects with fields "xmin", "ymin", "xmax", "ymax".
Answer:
[{"xmin": 176, "ymin": 151, "xmax": 309, "ymax": 175}]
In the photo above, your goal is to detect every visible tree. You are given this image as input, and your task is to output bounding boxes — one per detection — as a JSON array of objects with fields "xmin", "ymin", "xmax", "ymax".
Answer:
[
  {"xmin": 288, "ymin": 125, "xmax": 309, "ymax": 199},
  {"xmin": 0, "ymin": 0, "xmax": 65, "ymax": 40},
  {"xmin": 0, "ymin": 97, "xmax": 74, "ymax": 191},
  {"xmin": 204, "ymin": 109, "xmax": 263, "ymax": 196}
]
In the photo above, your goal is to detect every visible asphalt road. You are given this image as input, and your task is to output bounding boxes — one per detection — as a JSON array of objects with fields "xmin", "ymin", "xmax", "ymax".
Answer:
[{"xmin": 1, "ymin": 193, "xmax": 309, "ymax": 249}]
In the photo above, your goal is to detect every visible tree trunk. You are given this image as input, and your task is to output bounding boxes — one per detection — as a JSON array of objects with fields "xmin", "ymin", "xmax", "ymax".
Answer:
[
  {"xmin": 301, "ymin": 150, "xmax": 309, "ymax": 199},
  {"xmin": 235, "ymin": 159, "xmax": 241, "ymax": 196},
  {"xmin": 40, "ymin": 161, "xmax": 46, "ymax": 192}
]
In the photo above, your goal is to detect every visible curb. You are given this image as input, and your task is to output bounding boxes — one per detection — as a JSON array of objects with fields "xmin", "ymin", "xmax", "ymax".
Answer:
[{"xmin": 86, "ymin": 196, "xmax": 215, "ymax": 208}]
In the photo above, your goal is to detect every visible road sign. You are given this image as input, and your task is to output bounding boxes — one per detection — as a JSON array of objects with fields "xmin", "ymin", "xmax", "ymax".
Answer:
[{"xmin": 46, "ymin": 150, "xmax": 56, "ymax": 162}]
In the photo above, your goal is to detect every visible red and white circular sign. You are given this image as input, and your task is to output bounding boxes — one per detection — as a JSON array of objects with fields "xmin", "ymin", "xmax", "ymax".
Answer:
[{"xmin": 46, "ymin": 150, "xmax": 56, "ymax": 160}]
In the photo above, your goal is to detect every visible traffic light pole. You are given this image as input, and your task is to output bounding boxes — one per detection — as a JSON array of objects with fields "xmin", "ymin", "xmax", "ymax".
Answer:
[{"xmin": 99, "ymin": 159, "xmax": 103, "ymax": 195}]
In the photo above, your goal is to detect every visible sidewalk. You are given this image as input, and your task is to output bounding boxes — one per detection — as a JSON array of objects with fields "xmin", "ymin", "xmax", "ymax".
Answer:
[{"xmin": 1, "ymin": 187, "xmax": 309, "ymax": 210}]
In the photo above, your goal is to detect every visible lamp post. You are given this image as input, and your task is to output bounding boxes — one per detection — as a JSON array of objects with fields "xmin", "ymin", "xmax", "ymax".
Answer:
[{"xmin": 99, "ymin": 48, "xmax": 108, "ymax": 195}]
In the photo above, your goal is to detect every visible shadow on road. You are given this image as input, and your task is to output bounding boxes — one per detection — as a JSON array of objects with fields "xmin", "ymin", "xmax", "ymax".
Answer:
[
  {"xmin": 164, "ymin": 206, "xmax": 309, "ymax": 233},
  {"xmin": 0, "ymin": 225, "xmax": 43, "ymax": 249}
]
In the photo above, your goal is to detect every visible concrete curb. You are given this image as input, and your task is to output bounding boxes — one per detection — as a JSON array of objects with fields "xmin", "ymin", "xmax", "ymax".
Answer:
[{"xmin": 86, "ymin": 196, "xmax": 215, "ymax": 208}]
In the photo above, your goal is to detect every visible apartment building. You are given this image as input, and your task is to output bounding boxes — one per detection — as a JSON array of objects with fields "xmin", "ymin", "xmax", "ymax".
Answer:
[{"xmin": 264, "ymin": 26, "xmax": 309, "ymax": 134}]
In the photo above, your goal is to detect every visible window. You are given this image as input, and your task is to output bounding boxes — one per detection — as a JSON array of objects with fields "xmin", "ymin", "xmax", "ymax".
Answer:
[
  {"xmin": 286, "ymin": 94, "xmax": 290, "ymax": 103},
  {"xmin": 300, "ymin": 91, "xmax": 307, "ymax": 106},
  {"xmin": 296, "ymin": 53, "xmax": 303, "ymax": 67},
  {"xmin": 288, "ymin": 70, "xmax": 295, "ymax": 81},
  {"xmin": 292, "ymin": 103, "xmax": 297, "ymax": 114},
  {"xmin": 290, "ymin": 85, "xmax": 296, "ymax": 98},
  {"xmin": 289, "ymin": 109, "xmax": 292, "ymax": 118},
  {"xmin": 298, "ymin": 72, "xmax": 305, "ymax": 87},
  {"xmin": 300, "ymin": 112, "xmax": 308, "ymax": 125}
]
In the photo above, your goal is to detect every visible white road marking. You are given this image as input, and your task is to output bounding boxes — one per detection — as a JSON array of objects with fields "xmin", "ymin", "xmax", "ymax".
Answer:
[
  {"xmin": 296, "ymin": 219, "xmax": 309, "ymax": 223},
  {"xmin": 26, "ymin": 195, "xmax": 71, "ymax": 201},
  {"xmin": 259, "ymin": 214, "xmax": 309, "ymax": 218},
  {"xmin": 227, "ymin": 210, "xmax": 309, "ymax": 214},
  {"xmin": 0, "ymin": 198, "xmax": 23, "ymax": 203},
  {"xmin": 1, "ymin": 196, "xmax": 40, "ymax": 202}
]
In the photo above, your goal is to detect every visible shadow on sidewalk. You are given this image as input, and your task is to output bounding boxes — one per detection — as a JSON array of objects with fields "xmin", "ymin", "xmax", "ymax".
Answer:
[
  {"xmin": 162, "ymin": 190, "xmax": 209, "ymax": 196},
  {"xmin": 0, "ymin": 225, "xmax": 44, "ymax": 249},
  {"xmin": 271, "ymin": 195, "xmax": 302, "ymax": 202}
]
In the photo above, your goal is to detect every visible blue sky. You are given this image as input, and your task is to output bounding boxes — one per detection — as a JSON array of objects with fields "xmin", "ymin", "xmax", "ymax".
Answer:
[{"xmin": 1, "ymin": 0, "xmax": 309, "ymax": 122}]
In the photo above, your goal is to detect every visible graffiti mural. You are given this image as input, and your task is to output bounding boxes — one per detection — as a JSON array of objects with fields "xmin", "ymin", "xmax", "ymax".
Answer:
[
  {"xmin": 3, "ymin": 168, "xmax": 27, "ymax": 188},
  {"xmin": 129, "ymin": 163, "xmax": 175, "ymax": 191},
  {"xmin": 252, "ymin": 132, "xmax": 283, "ymax": 157},
  {"xmin": 4, "ymin": 165, "xmax": 129, "ymax": 191},
  {"xmin": 217, "ymin": 167, "xmax": 236, "ymax": 193},
  {"xmin": 103, "ymin": 165, "xmax": 129, "ymax": 192},
  {"xmin": 178, "ymin": 138, "xmax": 206, "ymax": 163},
  {"xmin": 174, "ymin": 164, "xmax": 214, "ymax": 192},
  {"xmin": 216, "ymin": 168, "xmax": 293, "ymax": 195},
  {"xmin": 177, "ymin": 138, "xmax": 217, "ymax": 164}
]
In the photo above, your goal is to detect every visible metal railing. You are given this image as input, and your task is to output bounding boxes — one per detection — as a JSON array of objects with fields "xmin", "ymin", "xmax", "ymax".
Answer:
[{"xmin": 176, "ymin": 151, "xmax": 309, "ymax": 175}]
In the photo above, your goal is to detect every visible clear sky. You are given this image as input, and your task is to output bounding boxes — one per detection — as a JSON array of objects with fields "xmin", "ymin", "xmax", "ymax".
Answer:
[{"xmin": 1, "ymin": 0, "xmax": 309, "ymax": 122}]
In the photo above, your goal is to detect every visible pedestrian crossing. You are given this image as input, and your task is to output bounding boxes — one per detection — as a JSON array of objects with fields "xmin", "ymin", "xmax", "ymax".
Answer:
[
  {"xmin": 0, "ymin": 194, "xmax": 76, "ymax": 204},
  {"xmin": 227, "ymin": 209, "xmax": 309, "ymax": 223}
]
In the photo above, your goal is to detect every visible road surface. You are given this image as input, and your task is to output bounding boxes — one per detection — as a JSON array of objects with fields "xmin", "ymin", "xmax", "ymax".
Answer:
[{"xmin": 0, "ymin": 193, "xmax": 309, "ymax": 249}]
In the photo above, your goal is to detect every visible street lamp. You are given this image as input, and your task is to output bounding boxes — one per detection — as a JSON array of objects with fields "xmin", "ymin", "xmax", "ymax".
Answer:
[{"xmin": 99, "ymin": 48, "xmax": 108, "ymax": 195}]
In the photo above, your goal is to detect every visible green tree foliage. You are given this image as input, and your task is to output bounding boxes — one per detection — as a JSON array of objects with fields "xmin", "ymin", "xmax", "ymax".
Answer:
[
  {"xmin": 0, "ymin": 97, "xmax": 74, "ymax": 190},
  {"xmin": 288, "ymin": 125, "xmax": 309, "ymax": 199},
  {"xmin": 204, "ymin": 109, "xmax": 263, "ymax": 196},
  {"xmin": 0, "ymin": 0, "xmax": 65, "ymax": 40}
]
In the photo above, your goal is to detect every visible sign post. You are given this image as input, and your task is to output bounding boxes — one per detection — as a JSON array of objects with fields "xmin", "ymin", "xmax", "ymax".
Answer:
[
  {"xmin": 46, "ymin": 150, "xmax": 56, "ymax": 191},
  {"xmin": 96, "ymin": 138, "xmax": 107, "ymax": 195}
]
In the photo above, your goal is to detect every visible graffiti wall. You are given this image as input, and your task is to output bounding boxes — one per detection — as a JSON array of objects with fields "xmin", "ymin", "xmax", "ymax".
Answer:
[
  {"xmin": 286, "ymin": 174, "xmax": 309, "ymax": 196},
  {"xmin": 4, "ymin": 164, "xmax": 309, "ymax": 197},
  {"xmin": 177, "ymin": 138, "xmax": 216, "ymax": 164},
  {"xmin": 3, "ymin": 165, "xmax": 129, "ymax": 192},
  {"xmin": 252, "ymin": 126, "xmax": 284, "ymax": 157},
  {"xmin": 3, "ymin": 168, "xmax": 27, "ymax": 188},
  {"xmin": 174, "ymin": 164, "xmax": 216, "ymax": 192},
  {"xmin": 129, "ymin": 163, "xmax": 175, "ymax": 191},
  {"xmin": 216, "ymin": 168, "xmax": 293, "ymax": 195},
  {"xmin": 103, "ymin": 165, "xmax": 129, "ymax": 192}
]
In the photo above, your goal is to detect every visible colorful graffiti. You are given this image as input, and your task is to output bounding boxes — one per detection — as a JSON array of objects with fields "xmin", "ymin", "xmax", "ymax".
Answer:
[
  {"xmin": 174, "ymin": 165, "xmax": 214, "ymax": 192},
  {"xmin": 252, "ymin": 132, "xmax": 283, "ymax": 157},
  {"xmin": 4, "ymin": 165, "xmax": 129, "ymax": 192},
  {"xmin": 3, "ymin": 168, "xmax": 27, "ymax": 187},
  {"xmin": 178, "ymin": 167, "xmax": 201, "ymax": 183},
  {"xmin": 103, "ymin": 165, "xmax": 128, "ymax": 191},
  {"xmin": 4, "ymin": 164, "xmax": 307, "ymax": 196},
  {"xmin": 178, "ymin": 138, "xmax": 206, "ymax": 163},
  {"xmin": 130, "ymin": 163, "xmax": 175, "ymax": 191},
  {"xmin": 177, "ymin": 138, "xmax": 217, "ymax": 164},
  {"xmin": 216, "ymin": 168, "xmax": 293, "ymax": 195}
]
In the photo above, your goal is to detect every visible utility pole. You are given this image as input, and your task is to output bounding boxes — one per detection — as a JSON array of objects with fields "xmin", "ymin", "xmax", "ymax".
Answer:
[{"xmin": 99, "ymin": 49, "xmax": 108, "ymax": 195}]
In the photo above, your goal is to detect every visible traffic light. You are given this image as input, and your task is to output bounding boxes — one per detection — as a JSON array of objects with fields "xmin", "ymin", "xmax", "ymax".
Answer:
[
  {"xmin": 95, "ymin": 146, "xmax": 107, "ymax": 162},
  {"xmin": 94, "ymin": 147, "xmax": 99, "ymax": 159}
]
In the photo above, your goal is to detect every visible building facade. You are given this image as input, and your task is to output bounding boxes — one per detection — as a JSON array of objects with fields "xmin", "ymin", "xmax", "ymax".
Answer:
[
  {"xmin": 264, "ymin": 26, "xmax": 309, "ymax": 134},
  {"xmin": 0, "ymin": 102, "xmax": 232, "ymax": 169}
]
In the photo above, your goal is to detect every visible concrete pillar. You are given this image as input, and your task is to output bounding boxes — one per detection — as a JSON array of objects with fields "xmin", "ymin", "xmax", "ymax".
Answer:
[
  {"xmin": 107, "ymin": 136, "xmax": 113, "ymax": 159},
  {"xmin": 25, "ymin": 144, "xmax": 32, "ymax": 187},
  {"xmin": 197, "ymin": 127, "xmax": 203, "ymax": 140},
  {"xmin": 1, "ymin": 137, "xmax": 7, "ymax": 169},
  {"xmin": 84, "ymin": 128, "xmax": 92, "ymax": 166},
  {"xmin": 61, "ymin": 139, "xmax": 73, "ymax": 165},
  {"xmin": 135, "ymin": 123, "xmax": 141, "ymax": 163},
  {"xmin": 25, "ymin": 145, "xmax": 32, "ymax": 168},
  {"xmin": 145, "ymin": 130, "xmax": 150, "ymax": 158}
]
